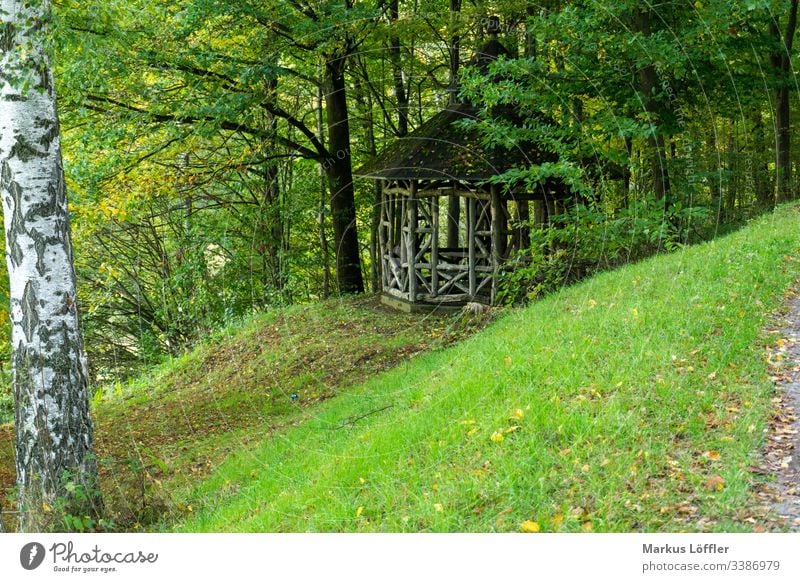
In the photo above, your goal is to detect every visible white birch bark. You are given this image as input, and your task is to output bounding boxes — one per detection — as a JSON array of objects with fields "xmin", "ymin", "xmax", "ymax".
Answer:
[{"xmin": 0, "ymin": 0, "xmax": 98, "ymax": 530}]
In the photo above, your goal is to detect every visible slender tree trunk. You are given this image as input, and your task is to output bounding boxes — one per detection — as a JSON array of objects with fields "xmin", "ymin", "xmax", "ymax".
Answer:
[
  {"xmin": 622, "ymin": 136, "xmax": 633, "ymax": 209},
  {"xmin": 707, "ymin": 120, "xmax": 723, "ymax": 221},
  {"xmin": 446, "ymin": 0, "xmax": 462, "ymax": 247},
  {"xmin": 323, "ymin": 53, "xmax": 364, "ymax": 294},
  {"xmin": 634, "ymin": 9, "xmax": 670, "ymax": 207},
  {"xmin": 260, "ymin": 76, "xmax": 286, "ymax": 295},
  {"xmin": 388, "ymin": 0, "xmax": 409, "ymax": 137},
  {"xmin": 316, "ymin": 83, "xmax": 331, "ymax": 299},
  {"xmin": 355, "ymin": 64, "xmax": 383, "ymax": 293},
  {"xmin": 751, "ymin": 109, "xmax": 772, "ymax": 207},
  {"xmin": 772, "ymin": 0, "xmax": 799, "ymax": 203},
  {"xmin": 0, "ymin": 0, "xmax": 99, "ymax": 531}
]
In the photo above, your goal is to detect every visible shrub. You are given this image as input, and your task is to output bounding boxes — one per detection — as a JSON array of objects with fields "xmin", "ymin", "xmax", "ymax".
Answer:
[{"xmin": 498, "ymin": 200, "xmax": 712, "ymax": 304}]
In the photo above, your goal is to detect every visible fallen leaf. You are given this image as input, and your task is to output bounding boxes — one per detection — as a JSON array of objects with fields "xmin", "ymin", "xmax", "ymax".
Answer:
[
  {"xmin": 356, "ymin": 506, "xmax": 364, "ymax": 517},
  {"xmin": 703, "ymin": 450, "xmax": 721, "ymax": 461},
  {"xmin": 504, "ymin": 356, "xmax": 512, "ymax": 366},
  {"xmin": 520, "ymin": 520, "xmax": 541, "ymax": 533},
  {"xmin": 490, "ymin": 431, "xmax": 504, "ymax": 443},
  {"xmin": 705, "ymin": 475, "xmax": 725, "ymax": 491},
  {"xmin": 434, "ymin": 503, "xmax": 443, "ymax": 513}
]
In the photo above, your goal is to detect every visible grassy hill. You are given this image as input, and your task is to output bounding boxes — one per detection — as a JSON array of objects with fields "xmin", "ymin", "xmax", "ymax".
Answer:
[
  {"xmin": 0, "ymin": 298, "xmax": 475, "ymax": 531},
  {"xmin": 173, "ymin": 205, "xmax": 800, "ymax": 533},
  {"xmin": 3, "ymin": 205, "xmax": 800, "ymax": 533}
]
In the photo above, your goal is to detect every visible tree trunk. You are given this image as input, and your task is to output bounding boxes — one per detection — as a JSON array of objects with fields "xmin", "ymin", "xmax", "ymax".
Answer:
[
  {"xmin": 446, "ymin": 0, "xmax": 462, "ymax": 246},
  {"xmin": 316, "ymin": 83, "xmax": 331, "ymax": 299},
  {"xmin": 323, "ymin": 53, "xmax": 365, "ymax": 294},
  {"xmin": 751, "ymin": 109, "xmax": 772, "ymax": 208},
  {"xmin": 260, "ymin": 76, "xmax": 287, "ymax": 295},
  {"xmin": 389, "ymin": 0, "xmax": 409, "ymax": 137},
  {"xmin": 0, "ymin": 0, "xmax": 99, "ymax": 531},
  {"xmin": 634, "ymin": 9, "xmax": 670, "ymax": 207},
  {"xmin": 772, "ymin": 0, "xmax": 799, "ymax": 203}
]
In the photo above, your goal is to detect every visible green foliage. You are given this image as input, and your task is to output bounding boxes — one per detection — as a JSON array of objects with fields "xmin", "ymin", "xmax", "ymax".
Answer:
[{"xmin": 498, "ymin": 201, "xmax": 713, "ymax": 304}]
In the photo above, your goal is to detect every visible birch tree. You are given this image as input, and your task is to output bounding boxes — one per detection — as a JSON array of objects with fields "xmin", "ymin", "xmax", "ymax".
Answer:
[{"xmin": 0, "ymin": 0, "xmax": 98, "ymax": 530}]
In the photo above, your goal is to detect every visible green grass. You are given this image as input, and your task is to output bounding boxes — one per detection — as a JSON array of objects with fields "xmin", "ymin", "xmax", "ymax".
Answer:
[
  {"xmin": 0, "ymin": 296, "xmax": 469, "ymax": 531},
  {"xmin": 170, "ymin": 205, "xmax": 800, "ymax": 533}
]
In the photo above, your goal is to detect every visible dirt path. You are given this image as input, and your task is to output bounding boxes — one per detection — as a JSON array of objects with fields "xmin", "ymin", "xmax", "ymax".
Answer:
[{"xmin": 758, "ymin": 293, "xmax": 800, "ymax": 530}]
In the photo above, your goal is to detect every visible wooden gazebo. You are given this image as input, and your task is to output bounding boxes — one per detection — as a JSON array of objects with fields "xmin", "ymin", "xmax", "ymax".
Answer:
[
  {"xmin": 356, "ymin": 26, "xmax": 570, "ymax": 311},
  {"xmin": 356, "ymin": 102, "xmax": 570, "ymax": 311}
]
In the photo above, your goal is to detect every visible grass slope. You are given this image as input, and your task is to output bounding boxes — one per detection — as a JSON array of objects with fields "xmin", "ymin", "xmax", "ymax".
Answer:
[
  {"xmin": 0, "ymin": 298, "xmax": 468, "ymax": 530},
  {"xmin": 173, "ymin": 205, "xmax": 800, "ymax": 533}
]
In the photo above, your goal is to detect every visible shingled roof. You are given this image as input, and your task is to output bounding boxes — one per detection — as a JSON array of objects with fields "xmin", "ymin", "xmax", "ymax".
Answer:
[{"xmin": 355, "ymin": 102, "xmax": 553, "ymax": 182}]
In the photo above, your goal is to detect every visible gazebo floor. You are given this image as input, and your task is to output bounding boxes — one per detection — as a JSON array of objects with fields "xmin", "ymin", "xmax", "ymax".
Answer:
[{"xmin": 380, "ymin": 293, "xmax": 487, "ymax": 313}]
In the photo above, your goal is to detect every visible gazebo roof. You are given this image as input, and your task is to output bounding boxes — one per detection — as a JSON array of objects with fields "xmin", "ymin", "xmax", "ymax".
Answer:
[{"xmin": 355, "ymin": 102, "xmax": 552, "ymax": 183}]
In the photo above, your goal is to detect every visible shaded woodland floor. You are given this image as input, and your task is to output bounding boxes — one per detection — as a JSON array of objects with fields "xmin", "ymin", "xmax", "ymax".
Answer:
[{"xmin": 0, "ymin": 297, "xmax": 486, "ymax": 531}]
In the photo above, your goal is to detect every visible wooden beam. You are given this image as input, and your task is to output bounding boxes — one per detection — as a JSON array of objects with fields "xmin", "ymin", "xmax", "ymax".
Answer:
[
  {"xmin": 468, "ymin": 197, "xmax": 477, "ymax": 298},
  {"xmin": 431, "ymin": 196, "xmax": 439, "ymax": 297},
  {"xmin": 490, "ymin": 183, "xmax": 504, "ymax": 304},
  {"xmin": 407, "ymin": 182, "xmax": 418, "ymax": 302}
]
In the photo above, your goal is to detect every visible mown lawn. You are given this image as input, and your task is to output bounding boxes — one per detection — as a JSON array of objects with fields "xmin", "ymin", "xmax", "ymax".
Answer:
[{"xmin": 172, "ymin": 205, "xmax": 800, "ymax": 532}]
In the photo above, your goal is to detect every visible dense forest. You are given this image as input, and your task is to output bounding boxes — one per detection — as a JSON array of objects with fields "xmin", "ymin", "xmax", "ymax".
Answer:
[
  {"xmin": 0, "ymin": 0, "xmax": 795, "ymax": 386},
  {"xmin": 2, "ymin": 0, "xmax": 800, "ymax": 533}
]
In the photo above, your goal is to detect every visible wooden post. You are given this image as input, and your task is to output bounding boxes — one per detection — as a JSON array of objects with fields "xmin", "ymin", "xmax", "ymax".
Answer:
[
  {"xmin": 514, "ymin": 198, "xmax": 530, "ymax": 251},
  {"xmin": 490, "ymin": 184, "xmax": 504, "ymax": 303},
  {"xmin": 407, "ymin": 182, "xmax": 418, "ymax": 302},
  {"xmin": 380, "ymin": 186, "xmax": 390, "ymax": 289},
  {"xmin": 431, "ymin": 195, "xmax": 439, "ymax": 297},
  {"xmin": 467, "ymin": 196, "xmax": 477, "ymax": 298},
  {"xmin": 447, "ymin": 188, "xmax": 460, "ymax": 247}
]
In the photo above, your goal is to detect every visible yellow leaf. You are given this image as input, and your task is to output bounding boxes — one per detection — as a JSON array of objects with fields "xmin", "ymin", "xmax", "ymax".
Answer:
[
  {"xmin": 703, "ymin": 450, "xmax": 721, "ymax": 461},
  {"xmin": 581, "ymin": 464, "xmax": 590, "ymax": 473},
  {"xmin": 42, "ymin": 502, "xmax": 52, "ymax": 514},
  {"xmin": 552, "ymin": 514, "xmax": 564, "ymax": 528},
  {"xmin": 582, "ymin": 521, "xmax": 593, "ymax": 532},
  {"xmin": 466, "ymin": 428, "xmax": 478, "ymax": 437},
  {"xmin": 434, "ymin": 503, "xmax": 443, "ymax": 513},
  {"xmin": 356, "ymin": 506, "xmax": 364, "ymax": 517},
  {"xmin": 587, "ymin": 299, "xmax": 597, "ymax": 308},
  {"xmin": 490, "ymin": 431, "xmax": 504, "ymax": 443},
  {"xmin": 504, "ymin": 356, "xmax": 513, "ymax": 366},
  {"xmin": 520, "ymin": 520, "xmax": 541, "ymax": 533},
  {"xmin": 504, "ymin": 425, "xmax": 521, "ymax": 434},
  {"xmin": 511, "ymin": 408, "xmax": 524, "ymax": 420}
]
